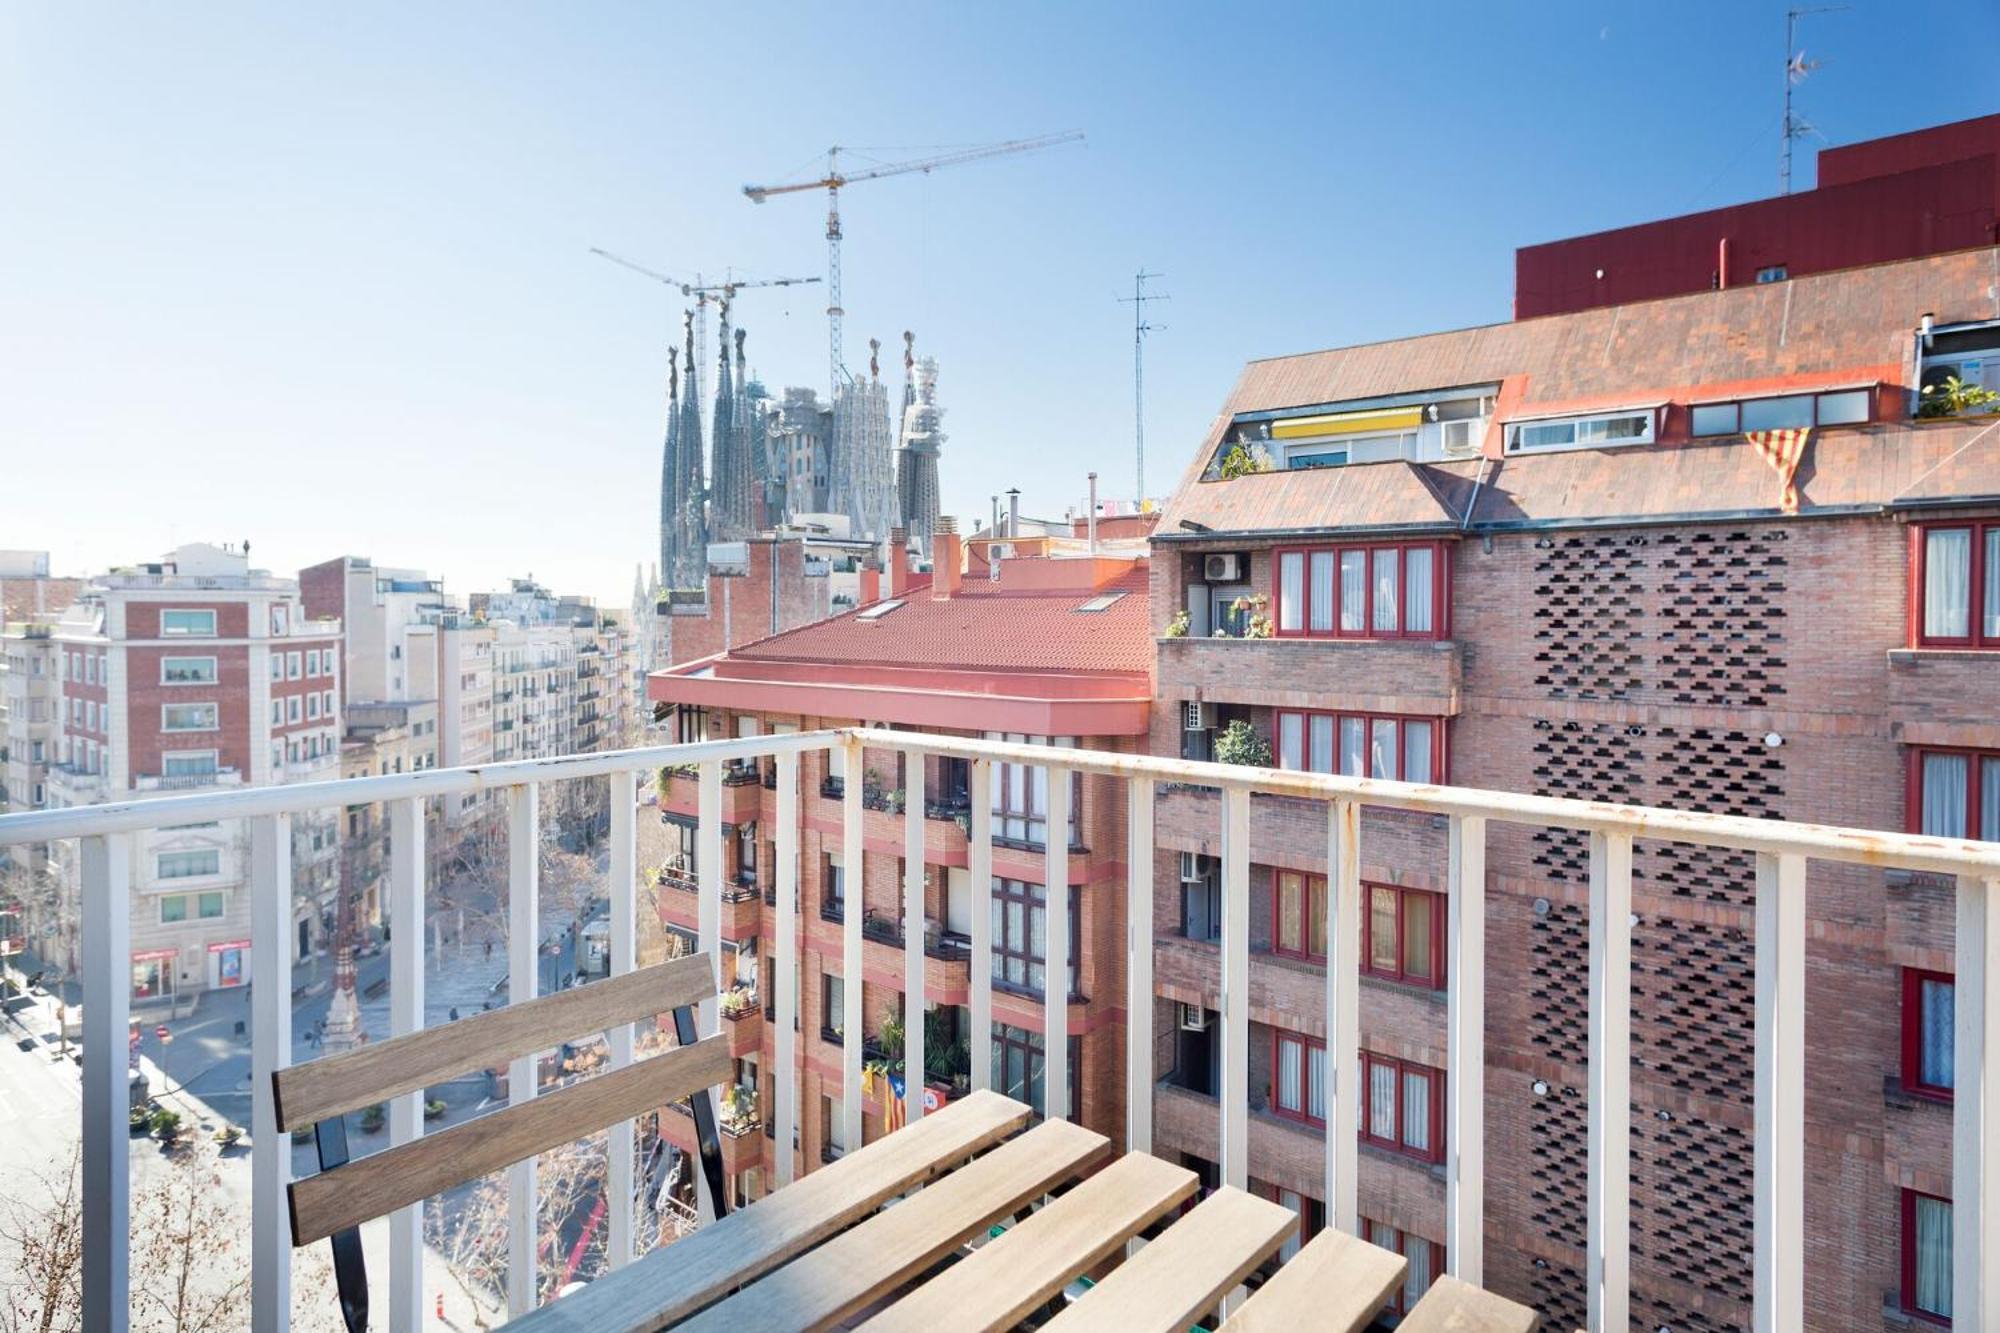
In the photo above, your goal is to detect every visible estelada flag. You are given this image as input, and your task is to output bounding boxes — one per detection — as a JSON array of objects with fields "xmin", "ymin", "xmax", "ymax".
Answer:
[{"xmin": 1743, "ymin": 428, "xmax": 1811, "ymax": 514}]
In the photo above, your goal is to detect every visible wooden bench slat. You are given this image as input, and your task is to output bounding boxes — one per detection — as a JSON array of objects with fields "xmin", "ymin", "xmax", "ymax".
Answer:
[
  {"xmin": 505, "ymin": 1089, "xmax": 1035, "ymax": 1333},
  {"xmin": 859, "ymin": 1150, "xmax": 1197, "ymax": 1333},
  {"xmin": 274, "ymin": 952, "xmax": 715, "ymax": 1130},
  {"xmin": 1395, "ymin": 1274, "xmax": 1542, "ymax": 1333},
  {"xmin": 288, "ymin": 1033, "xmax": 730, "ymax": 1246},
  {"xmin": 676, "ymin": 1116, "xmax": 1110, "ymax": 1333},
  {"xmin": 1041, "ymin": 1186, "xmax": 1298, "ymax": 1333},
  {"xmin": 1217, "ymin": 1226, "xmax": 1409, "ymax": 1332}
]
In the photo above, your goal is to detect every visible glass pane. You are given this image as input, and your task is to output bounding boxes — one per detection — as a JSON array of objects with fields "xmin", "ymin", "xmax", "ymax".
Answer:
[
  {"xmin": 1922, "ymin": 754, "xmax": 1970, "ymax": 838},
  {"xmin": 1309, "ymin": 879, "xmax": 1327, "ymax": 958},
  {"xmin": 1309, "ymin": 715, "xmax": 1334, "ymax": 774},
  {"xmin": 1402, "ymin": 1071, "xmax": 1431, "ymax": 1153},
  {"xmin": 1405, "ymin": 1241, "xmax": 1434, "ymax": 1309},
  {"xmin": 1278, "ymin": 873, "xmax": 1302, "ymax": 953},
  {"xmin": 1370, "ymin": 887, "xmax": 1398, "ymax": 972},
  {"xmin": 1340, "ymin": 718, "xmax": 1365, "ymax": 776},
  {"xmin": 1339, "ymin": 552, "xmax": 1366, "ymax": 631},
  {"xmin": 1404, "ymin": 547, "xmax": 1434, "ymax": 634},
  {"xmin": 1921, "ymin": 978, "xmax": 1954, "ymax": 1089},
  {"xmin": 1987, "ymin": 529, "xmax": 2000, "ymax": 639},
  {"xmin": 1914, "ymin": 1195, "xmax": 1953, "ymax": 1317},
  {"xmin": 1403, "ymin": 894, "xmax": 1433, "ymax": 982},
  {"xmin": 1690, "ymin": 403, "xmax": 1738, "ymax": 436},
  {"xmin": 1309, "ymin": 552, "xmax": 1336, "ymax": 633},
  {"xmin": 1987, "ymin": 758, "xmax": 2000, "ymax": 842},
  {"xmin": 1278, "ymin": 1038, "xmax": 1301, "ymax": 1111},
  {"xmin": 1371, "ymin": 719, "xmax": 1396, "ymax": 778},
  {"xmin": 1308, "ymin": 1046, "xmax": 1326, "ymax": 1120},
  {"xmin": 1740, "ymin": 394, "xmax": 1813, "ymax": 431},
  {"xmin": 1369, "ymin": 1061, "xmax": 1395, "ymax": 1139},
  {"xmin": 1926, "ymin": 529, "xmax": 1973, "ymax": 638},
  {"xmin": 1402, "ymin": 720, "xmax": 1433, "ymax": 784},
  {"xmin": 1372, "ymin": 549, "xmax": 1399, "ymax": 632},
  {"xmin": 1815, "ymin": 389, "xmax": 1870, "ymax": 425},
  {"xmin": 1279, "ymin": 713, "xmax": 1303, "ymax": 771},
  {"xmin": 1278, "ymin": 553, "xmax": 1304, "ymax": 632}
]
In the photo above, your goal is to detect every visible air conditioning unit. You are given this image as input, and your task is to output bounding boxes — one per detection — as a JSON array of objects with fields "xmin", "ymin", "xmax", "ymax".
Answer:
[
  {"xmin": 1182, "ymin": 700, "xmax": 1214, "ymax": 732},
  {"xmin": 1180, "ymin": 852, "xmax": 1210, "ymax": 883},
  {"xmin": 1177, "ymin": 1003, "xmax": 1209, "ymax": 1032},
  {"xmin": 1440, "ymin": 418, "xmax": 1483, "ymax": 459},
  {"xmin": 1202, "ymin": 553, "xmax": 1242, "ymax": 583}
]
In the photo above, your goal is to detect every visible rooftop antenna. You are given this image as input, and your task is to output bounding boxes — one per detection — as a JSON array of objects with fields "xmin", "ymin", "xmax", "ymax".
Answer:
[
  {"xmin": 1781, "ymin": 6, "xmax": 1845, "ymax": 194},
  {"xmin": 1118, "ymin": 270, "xmax": 1169, "ymax": 501}
]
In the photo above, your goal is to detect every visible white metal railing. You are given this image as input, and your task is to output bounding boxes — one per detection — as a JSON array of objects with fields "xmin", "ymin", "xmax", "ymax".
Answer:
[{"xmin": 1, "ymin": 727, "xmax": 1996, "ymax": 1331}]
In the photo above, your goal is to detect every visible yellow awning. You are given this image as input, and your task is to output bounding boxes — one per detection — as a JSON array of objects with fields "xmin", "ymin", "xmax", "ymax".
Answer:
[{"xmin": 1268, "ymin": 407, "xmax": 1424, "ymax": 440}]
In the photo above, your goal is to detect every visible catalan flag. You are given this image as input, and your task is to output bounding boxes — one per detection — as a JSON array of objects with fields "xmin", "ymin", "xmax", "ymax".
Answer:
[
  {"xmin": 1743, "ymin": 427, "xmax": 1812, "ymax": 514},
  {"xmin": 886, "ymin": 1073, "xmax": 907, "ymax": 1133}
]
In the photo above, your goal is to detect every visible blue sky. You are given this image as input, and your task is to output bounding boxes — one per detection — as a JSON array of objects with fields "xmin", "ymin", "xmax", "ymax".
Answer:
[{"xmin": 4, "ymin": 3, "xmax": 1995, "ymax": 607}]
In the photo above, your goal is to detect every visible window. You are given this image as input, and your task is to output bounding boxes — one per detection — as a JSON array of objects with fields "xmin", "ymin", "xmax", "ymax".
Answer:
[
  {"xmin": 1690, "ymin": 389, "xmax": 1873, "ymax": 437},
  {"xmin": 306, "ymin": 693, "xmax": 320, "ymax": 720},
  {"xmin": 160, "ymin": 894, "xmax": 188, "ymax": 924},
  {"xmin": 1181, "ymin": 854, "xmax": 1220, "ymax": 943},
  {"xmin": 1910, "ymin": 748, "xmax": 2000, "ymax": 841},
  {"xmin": 1275, "ymin": 710, "xmax": 1442, "ymax": 783},
  {"xmin": 157, "ymin": 849, "xmax": 220, "ymax": 880},
  {"xmin": 1270, "ymin": 1030, "xmax": 1327, "ymax": 1126},
  {"xmin": 160, "ymin": 656, "xmax": 217, "ymax": 685},
  {"xmin": 287, "ymin": 696, "xmax": 302, "ymax": 725},
  {"xmin": 162, "ymin": 752, "xmax": 217, "ymax": 778},
  {"xmin": 1364, "ymin": 884, "xmax": 1445, "ymax": 988},
  {"xmin": 197, "ymin": 892, "xmax": 224, "ymax": 919},
  {"xmin": 1274, "ymin": 542, "xmax": 1445, "ymax": 640},
  {"xmin": 1365, "ymin": 1220, "xmax": 1445, "ymax": 1315},
  {"xmin": 991, "ymin": 878, "xmax": 1080, "ymax": 999},
  {"xmin": 985, "ymin": 734, "xmax": 1082, "ymax": 846},
  {"xmin": 84, "ymin": 654, "xmax": 95, "ymax": 685},
  {"xmin": 1915, "ymin": 522, "xmax": 2000, "ymax": 647},
  {"xmin": 821, "ymin": 973, "xmax": 845, "ymax": 1040},
  {"xmin": 305, "ymin": 650, "xmax": 319, "ymax": 675},
  {"xmin": 1506, "ymin": 411, "xmax": 1654, "ymax": 454},
  {"xmin": 161, "ymin": 609, "xmax": 216, "ymax": 637},
  {"xmin": 287, "ymin": 652, "xmax": 302, "ymax": 680},
  {"xmin": 1271, "ymin": 870, "xmax": 1327, "ymax": 961},
  {"xmin": 1755, "ymin": 264, "xmax": 1788, "ymax": 284},
  {"xmin": 270, "ymin": 654, "xmax": 283, "ymax": 681},
  {"xmin": 161, "ymin": 703, "xmax": 218, "ymax": 732},
  {"xmin": 991, "ymin": 1023, "xmax": 1081, "ymax": 1121},
  {"xmin": 1902, "ymin": 1189, "xmax": 1953, "ymax": 1323},
  {"xmin": 323, "ymin": 690, "xmax": 336, "ymax": 717},
  {"xmin": 1361, "ymin": 1053, "xmax": 1444, "ymax": 1163},
  {"xmin": 1903, "ymin": 969, "xmax": 1955, "ymax": 1100}
]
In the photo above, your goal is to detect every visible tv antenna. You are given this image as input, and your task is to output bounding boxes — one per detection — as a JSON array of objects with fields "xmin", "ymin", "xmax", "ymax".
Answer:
[
  {"xmin": 1782, "ymin": 6, "xmax": 1846, "ymax": 194},
  {"xmin": 1119, "ymin": 270, "xmax": 1168, "ymax": 502}
]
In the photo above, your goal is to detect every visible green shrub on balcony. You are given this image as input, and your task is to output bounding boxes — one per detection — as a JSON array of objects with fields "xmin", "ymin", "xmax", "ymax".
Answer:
[{"xmin": 1212, "ymin": 720, "xmax": 1272, "ymax": 768}]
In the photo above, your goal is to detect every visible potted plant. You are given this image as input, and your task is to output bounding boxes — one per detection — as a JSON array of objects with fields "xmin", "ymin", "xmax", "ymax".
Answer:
[
  {"xmin": 359, "ymin": 1103, "xmax": 387, "ymax": 1135},
  {"xmin": 1165, "ymin": 609, "xmax": 1191, "ymax": 638},
  {"xmin": 149, "ymin": 1106, "xmax": 183, "ymax": 1145},
  {"xmin": 1215, "ymin": 442, "xmax": 1274, "ymax": 479},
  {"xmin": 1213, "ymin": 719, "xmax": 1273, "ymax": 768},
  {"xmin": 130, "ymin": 1103, "xmax": 154, "ymax": 1136},
  {"xmin": 424, "ymin": 1098, "xmax": 448, "ymax": 1121},
  {"xmin": 213, "ymin": 1123, "xmax": 244, "ymax": 1148},
  {"xmin": 1918, "ymin": 374, "xmax": 2000, "ymax": 418}
]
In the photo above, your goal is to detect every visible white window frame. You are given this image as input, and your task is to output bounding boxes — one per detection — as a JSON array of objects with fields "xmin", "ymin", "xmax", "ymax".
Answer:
[
  {"xmin": 287, "ymin": 695, "xmax": 302, "ymax": 725},
  {"xmin": 160, "ymin": 609, "xmax": 217, "ymax": 637},
  {"xmin": 286, "ymin": 651, "xmax": 302, "ymax": 680},
  {"xmin": 160, "ymin": 656, "xmax": 218, "ymax": 686},
  {"xmin": 305, "ymin": 649, "xmax": 319, "ymax": 676},
  {"xmin": 270, "ymin": 654, "xmax": 283, "ymax": 681},
  {"xmin": 161, "ymin": 702, "xmax": 219, "ymax": 733},
  {"xmin": 306, "ymin": 693, "xmax": 320, "ymax": 720},
  {"xmin": 156, "ymin": 848, "xmax": 221, "ymax": 881},
  {"xmin": 161, "ymin": 749, "xmax": 219, "ymax": 778},
  {"xmin": 1506, "ymin": 409, "xmax": 1656, "ymax": 455}
]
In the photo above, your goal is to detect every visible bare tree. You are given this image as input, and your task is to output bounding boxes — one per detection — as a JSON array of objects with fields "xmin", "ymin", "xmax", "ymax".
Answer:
[{"xmin": 0, "ymin": 1147, "xmax": 82, "ymax": 1333}]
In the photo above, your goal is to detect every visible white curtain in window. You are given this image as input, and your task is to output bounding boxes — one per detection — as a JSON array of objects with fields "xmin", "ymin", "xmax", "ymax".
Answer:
[
  {"xmin": 1402, "ymin": 1070, "xmax": 1431, "ymax": 1152},
  {"xmin": 1987, "ymin": 529, "xmax": 2000, "ymax": 638},
  {"xmin": 1369, "ymin": 1061, "xmax": 1395, "ymax": 1138},
  {"xmin": 1985, "ymin": 757, "xmax": 2000, "ymax": 842},
  {"xmin": 1921, "ymin": 977, "xmax": 1954, "ymax": 1089},
  {"xmin": 1279, "ymin": 1190, "xmax": 1304, "ymax": 1263},
  {"xmin": 1404, "ymin": 547, "xmax": 1434, "ymax": 634},
  {"xmin": 1341, "ymin": 718, "xmax": 1366, "ymax": 777},
  {"xmin": 1373, "ymin": 549, "xmax": 1399, "ymax": 632},
  {"xmin": 1310, "ymin": 715, "xmax": 1334, "ymax": 774},
  {"xmin": 1278, "ymin": 553, "xmax": 1304, "ymax": 633},
  {"xmin": 1404, "ymin": 1238, "xmax": 1434, "ymax": 1310},
  {"xmin": 1279, "ymin": 713, "xmax": 1303, "ymax": 771},
  {"xmin": 1926, "ymin": 528, "xmax": 1972, "ymax": 638},
  {"xmin": 1308, "ymin": 1045, "xmax": 1326, "ymax": 1120},
  {"xmin": 1310, "ymin": 553, "xmax": 1336, "ymax": 633},
  {"xmin": 1403, "ymin": 720, "xmax": 1434, "ymax": 784},
  {"xmin": 1340, "ymin": 552, "xmax": 1366, "ymax": 631},
  {"xmin": 1922, "ymin": 753, "xmax": 1969, "ymax": 838},
  {"xmin": 1371, "ymin": 719, "xmax": 1396, "ymax": 778},
  {"xmin": 1277, "ymin": 1038, "xmax": 1301, "ymax": 1111},
  {"xmin": 1915, "ymin": 1195, "xmax": 1952, "ymax": 1318}
]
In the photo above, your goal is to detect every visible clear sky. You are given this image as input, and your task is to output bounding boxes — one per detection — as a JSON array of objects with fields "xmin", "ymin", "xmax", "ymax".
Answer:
[{"xmin": 4, "ymin": 3, "xmax": 1996, "ymax": 609}]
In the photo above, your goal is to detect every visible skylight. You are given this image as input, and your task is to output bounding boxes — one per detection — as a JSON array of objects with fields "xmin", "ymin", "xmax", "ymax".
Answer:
[
  {"xmin": 1075, "ymin": 593, "xmax": 1126, "ymax": 613},
  {"xmin": 855, "ymin": 599, "xmax": 905, "ymax": 621}
]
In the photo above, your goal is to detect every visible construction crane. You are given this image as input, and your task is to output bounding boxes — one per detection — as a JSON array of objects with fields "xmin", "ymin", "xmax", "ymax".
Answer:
[
  {"xmin": 590, "ymin": 247, "xmax": 820, "ymax": 410},
  {"xmin": 742, "ymin": 131, "xmax": 1084, "ymax": 396}
]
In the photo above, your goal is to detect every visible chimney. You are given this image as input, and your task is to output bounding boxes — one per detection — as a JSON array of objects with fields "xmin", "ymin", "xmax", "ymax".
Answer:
[
  {"xmin": 1006, "ymin": 489, "xmax": 1021, "ymax": 540},
  {"xmin": 858, "ymin": 566, "xmax": 881, "ymax": 606},
  {"xmin": 932, "ymin": 516, "xmax": 962, "ymax": 599},
  {"xmin": 888, "ymin": 527, "xmax": 911, "ymax": 597},
  {"xmin": 1087, "ymin": 473, "xmax": 1099, "ymax": 554}
]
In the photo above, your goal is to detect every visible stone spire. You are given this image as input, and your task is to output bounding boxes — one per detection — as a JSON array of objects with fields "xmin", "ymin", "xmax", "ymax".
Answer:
[{"xmin": 896, "ymin": 339, "xmax": 945, "ymax": 552}]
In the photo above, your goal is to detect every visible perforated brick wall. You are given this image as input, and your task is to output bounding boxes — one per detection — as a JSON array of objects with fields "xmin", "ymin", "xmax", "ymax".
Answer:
[{"xmin": 1532, "ymin": 534, "xmax": 1648, "ymax": 700}]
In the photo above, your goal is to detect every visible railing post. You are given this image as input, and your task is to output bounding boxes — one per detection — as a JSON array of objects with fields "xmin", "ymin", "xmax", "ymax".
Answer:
[
  {"xmin": 1956, "ymin": 873, "xmax": 2000, "ymax": 1329},
  {"xmin": 1325, "ymin": 799, "xmax": 1360, "ymax": 1234},
  {"xmin": 606, "ymin": 769, "xmax": 637, "ymax": 1268},
  {"xmin": 248, "ymin": 817, "xmax": 291, "ymax": 1333},
  {"xmin": 696, "ymin": 760, "xmax": 724, "ymax": 1220},
  {"xmin": 1045, "ymin": 761, "xmax": 1071, "ymax": 1122},
  {"xmin": 80, "ymin": 834, "xmax": 130, "ymax": 1333},
  {"xmin": 968, "ymin": 758, "xmax": 994, "ymax": 1092},
  {"xmin": 1446, "ymin": 814, "xmax": 1486, "ymax": 1285},
  {"xmin": 1587, "ymin": 830, "xmax": 1632, "ymax": 1332},
  {"xmin": 841, "ymin": 737, "xmax": 865, "ymax": 1156},
  {"xmin": 388, "ymin": 798, "xmax": 426, "ymax": 1332},
  {"xmin": 1752, "ymin": 852, "xmax": 1805, "ymax": 1333},
  {"xmin": 903, "ymin": 750, "xmax": 927, "ymax": 1125},
  {"xmin": 1127, "ymin": 778, "xmax": 1155, "ymax": 1155},
  {"xmin": 774, "ymin": 751, "xmax": 799, "ymax": 1183},
  {"xmin": 1219, "ymin": 784, "xmax": 1250, "ymax": 1192},
  {"xmin": 506, "ymin": 784, "xmax": 539, "ymax": 1317}
]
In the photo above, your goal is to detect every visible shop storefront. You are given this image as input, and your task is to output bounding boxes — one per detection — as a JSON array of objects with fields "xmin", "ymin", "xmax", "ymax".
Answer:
[
  {"xmin": 131, "ymin": 948, "xmax": 178, "ymax": 1005},
  {"xmin": 206, "ymin": 938, "xmax": 250, "ymax": 990}
]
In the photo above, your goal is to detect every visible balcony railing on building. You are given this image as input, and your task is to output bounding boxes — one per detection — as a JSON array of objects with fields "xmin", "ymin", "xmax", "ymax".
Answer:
[{"xmin": 3, "ymin": 727, "xmax": 1997, "ymax": 1332}]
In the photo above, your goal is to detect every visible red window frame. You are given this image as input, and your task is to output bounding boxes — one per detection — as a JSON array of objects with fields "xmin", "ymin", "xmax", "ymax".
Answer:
[
  {"xmin": 1269, "ymin": 1029, "xmax": 1326, "ymax": 1128},
  {"xmin": 1360, "ymin": 1052, "xmax": 1445, "ymax": 1164},
  {"xmin": 1361, "ymin": 883, "xmax": 1446, "ymax": 989},
  {"xmin": 1272, "ymin": 540, "xmax": 1449, "ymax": 641},
  {"xmin": 1270, "ymin": 869, "xmax": 1327, "ymax": 962},
  {"xmin": 1902, "ymin": 968, "xmax": 1956, "ymax": 1102},
  {"xmin": 1273, "ymin": 709, "xmax": 1448, "ymax": 783},
  {"xmin": 1900, "ymin": 1188, "xmax": 1953, "ymax": 1325},
  {"xmin": 1363, "ymin": 1218, "xmax": 1446, "ymax": 1315},
  {"xmin": 1912, "ymin": 520, "xmax": 2000, "ymax": 649},
  {"xmin": 1906, "ymin": 746, "xmax": 2000, "ymax": 841}
]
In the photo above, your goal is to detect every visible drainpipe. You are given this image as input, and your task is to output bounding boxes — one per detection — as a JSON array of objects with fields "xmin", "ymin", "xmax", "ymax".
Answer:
[
  {"xmin": 1717, "ymin": 236, "xmax": 1730, "ymax": 290},
  {"xmin": 1007, "ymin": 489, "xmax": 1020, "ymax": 540},
  {"xmin": 1087, "ymin": 473, "xmax": 1098, "ymax": 554}
]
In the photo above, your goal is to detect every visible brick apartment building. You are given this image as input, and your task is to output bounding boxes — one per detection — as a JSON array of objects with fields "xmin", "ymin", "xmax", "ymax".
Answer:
[
  {"xmin": 1147, "ymin": 220, "xmax": 2000, "ymax": 1324},
  {"xmin": 646, "ymin": 520, "xmax": 1154, "ymax": 1205},
  {"xmin": 38, "ymin": 543, "xmax": 343, "ymax": 1003}
]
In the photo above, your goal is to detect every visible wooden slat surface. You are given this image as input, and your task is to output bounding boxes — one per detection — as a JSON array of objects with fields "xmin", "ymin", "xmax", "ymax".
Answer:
[
  {"xmin": 274, "ymin": 952, "xmax": 714, "ymax": 1129},
  {"xmin": 1217, "ymin": 1226, "xmax": 1408, "ymax": 1332},
  {"xmin": 288, "ymin": 1034, "xmax": 729, "ymax": 1245},
  {"xmin": 860, "ymin": 1150, "xmax": 1197, "ymax": 1333},
  {"xmin": 677, "ymin": 1116, "xmax": 1109, "ymax": 1333},
  {"xmin": 1042, "ymin": 1186, "xmax": 1297, "ymax": 1333},
  {"xmin": 1396, "ymin": 1275, "xmax": 1542, "ymax": 1333},
  {"xmin": 505, "ymin": 1090, "xmax": 1035, "ymax": 1333}
]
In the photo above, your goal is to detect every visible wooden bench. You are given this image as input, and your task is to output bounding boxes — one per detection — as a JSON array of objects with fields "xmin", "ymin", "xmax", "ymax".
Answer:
[{"xmin": 273, "ymin": 952, "xmax": 732, "ymax": 1332}]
